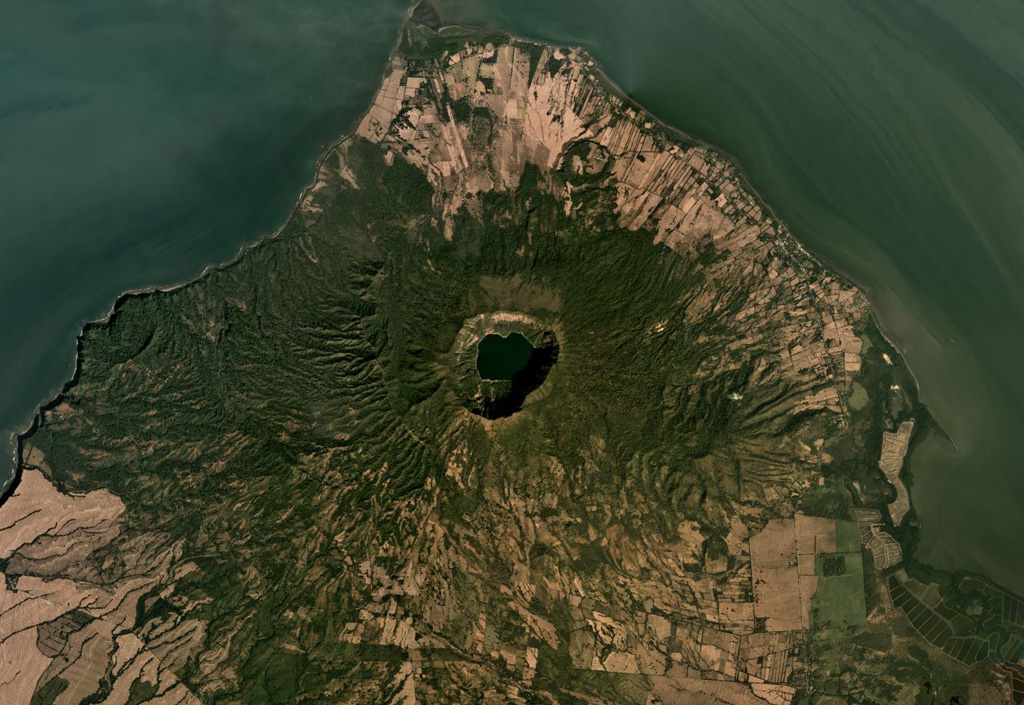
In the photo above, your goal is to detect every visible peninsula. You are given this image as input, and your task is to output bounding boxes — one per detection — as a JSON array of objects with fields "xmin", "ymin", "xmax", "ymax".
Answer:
[{"xmin": 1, "ymin": 9, "xmax": 1021, "ymax": 704}]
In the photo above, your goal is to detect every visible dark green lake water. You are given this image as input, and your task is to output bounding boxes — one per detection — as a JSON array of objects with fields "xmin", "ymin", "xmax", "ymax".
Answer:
[
  {"xmin": 4, "ymin": 0, "xmax": 1024, "ymax": 594},
  {"xmin": 477, "ymin": 333, "xmax": 534, "ymax": 380}
]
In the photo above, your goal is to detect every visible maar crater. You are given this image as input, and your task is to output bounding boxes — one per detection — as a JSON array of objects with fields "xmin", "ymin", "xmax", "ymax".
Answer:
[{"xmin": 450, "ymin": 311, "xmax": 560, "ymax": 420}]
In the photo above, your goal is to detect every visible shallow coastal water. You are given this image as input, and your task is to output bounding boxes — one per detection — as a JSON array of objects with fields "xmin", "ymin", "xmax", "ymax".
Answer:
[
  {"xmin": 0, "ymin": 0, "xmax": 407, "ymax": 478},
  {"xmin": 3, "ymin": 0, "xmax": 1024, "ymax": 595},
  {"xmin": 436, "ymin": 0, "xmax": 1024, "ymax": 593}
]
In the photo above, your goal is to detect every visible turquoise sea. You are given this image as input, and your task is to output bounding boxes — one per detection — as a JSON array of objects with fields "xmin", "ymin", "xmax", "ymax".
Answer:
[{"xmin": 3, "ymin": 0, "xmax": 1024, "ymax": 594}]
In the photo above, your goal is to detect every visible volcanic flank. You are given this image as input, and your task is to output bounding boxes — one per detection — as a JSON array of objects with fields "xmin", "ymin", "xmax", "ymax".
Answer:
[{"xmin": 1, "ymin": 7, "xmax": 1012, "ymax": 704}]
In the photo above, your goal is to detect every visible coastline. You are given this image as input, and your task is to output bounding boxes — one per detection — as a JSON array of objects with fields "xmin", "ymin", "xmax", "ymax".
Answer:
[
  {"xmin": 433, "ymin": 18, "xmax": 935, "ymax": 433},
  {"xmin": 4, "ymin": 3, "xmax": 939, "ymax": 516},
  {"xmin": 584, "ymin": 51, "xmax": 936, "ymax": 427},
  {"xmin": 3, "ymin": 9, "xmax": 1020, "ymax": 696},
  {"xmin": 0, "ymin": 1, "xmax": 421, "ymax": 506}
]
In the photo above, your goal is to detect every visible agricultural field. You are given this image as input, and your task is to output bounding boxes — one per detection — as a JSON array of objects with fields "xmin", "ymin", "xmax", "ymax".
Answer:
[{"xmin": 0, "ymin": 6, "xmax": 1020, "ymax": 704}]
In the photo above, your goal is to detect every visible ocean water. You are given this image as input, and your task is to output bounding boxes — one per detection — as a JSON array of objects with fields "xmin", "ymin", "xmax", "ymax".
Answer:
[
  {"xmin": 0, "ymin": 0, "xmax": 407, "ymax": 477},
  {"xmin": 433, "ymin": 0, "xmax": 1024, "ymax": 593},
  {"xmin": 3, "ymin": 0, "xmax": 1024, "ymax": 594}
]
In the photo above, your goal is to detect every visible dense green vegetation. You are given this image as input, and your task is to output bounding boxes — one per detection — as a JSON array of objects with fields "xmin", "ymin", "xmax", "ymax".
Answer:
[
  {"xmin": 29, "ymin": 127, "xmax": 767, "ymax": 699},
  {"xmin": 12, "ymin": 16, "xmax": 1015, "ymax": 704}
]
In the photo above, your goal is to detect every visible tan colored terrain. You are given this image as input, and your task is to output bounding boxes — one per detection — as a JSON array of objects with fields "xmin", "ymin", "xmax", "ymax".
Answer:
[
  {"xmin": 0, "ymin": 449, "xmax": 199, "ymax": 704},
  {"xmin": 353, "ymin": 42, "xmax": 866, "ymax": 431},
  {"xmin": 852, "ymin": 508, "xmax": 903, "ymax": 570},
  {"xmin": 0, "ymin": 22, "xmax": 989, "ymax": 705},
  {"xmin": 878, "ymin": 421, "xmax": 914, "ymax": 525}
]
